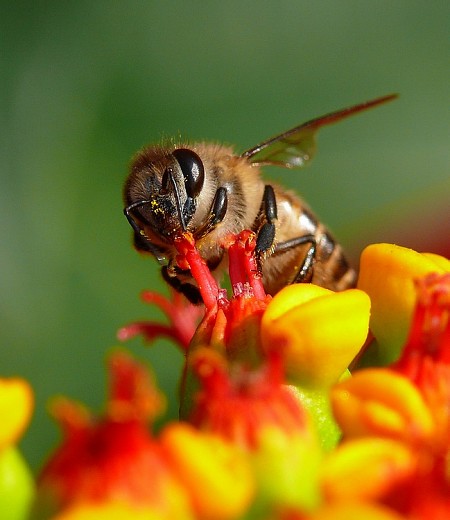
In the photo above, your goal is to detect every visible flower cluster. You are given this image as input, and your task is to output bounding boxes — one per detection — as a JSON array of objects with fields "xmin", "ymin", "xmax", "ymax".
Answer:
[{"xmin": 2, "ymin": 235, "xmax": 449, "ymax": 519}]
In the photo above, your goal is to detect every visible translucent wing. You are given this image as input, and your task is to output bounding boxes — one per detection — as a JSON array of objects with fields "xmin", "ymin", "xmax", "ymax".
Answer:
[{"xmin": 241, "ymin": 94, "xmax": 398, "ymax": 168}]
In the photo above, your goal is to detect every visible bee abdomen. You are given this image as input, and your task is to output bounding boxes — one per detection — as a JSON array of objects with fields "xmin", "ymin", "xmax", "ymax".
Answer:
[{"xmin": 314, "ymin": 230, "xmax": 357, "ymax": 290}]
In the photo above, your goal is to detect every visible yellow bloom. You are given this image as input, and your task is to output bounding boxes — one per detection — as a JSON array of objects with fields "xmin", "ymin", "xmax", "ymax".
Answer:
[
  {"xmin": 329, "ymin": 269, "xmax": 450, "ymax": 517},
  {"xmin": 160, "ymin": 423, "xmax": 255, "ymax": 520},
  {"xmin": 357, "ymin": 243, "xmax": 449, "ymax": 363},
  {"xmin": 261, "ymin": 284, "xmax": 371, "ymax": 387},
  {"xmin": 320, "ymin": 437, "xmax": 415, "ymax": 502},
  {"xmin": 0, "ymin": 377, "xmax": 33, "ymax": 449},
  {"xmin": 52, "ymin": 501, "xmax": 166, "ymax": 520},
  {"xmin": 331, "ymin": 369, "xmax": 434, "ymax": 443},
  {"xmin": 250, "ymin": 425, "xmax": 322, "ymax": 512}
]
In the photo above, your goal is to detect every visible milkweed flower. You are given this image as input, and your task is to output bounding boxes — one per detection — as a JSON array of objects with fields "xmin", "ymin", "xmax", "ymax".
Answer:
[
  {"xmin": 32, "ymin": 350, "xmax": 254, "ymax": 520},
  {"xmin": 260, "ymin": 283, "xmax": 370, "ymax": 450},
  {"xmin": 327, "ymin": 244, "xmax": 450, "ymax": 518},
  {"xmin": 32, "ymin": 350, "xmax": 192, "ymax": 519},
  {"xmin": 173, "ymin": 232, "xmax": 370, "ymax": 455},
  {"xmin": 357, "ymin": 242, "xmax": 450, "ymax": 364},
  {"xmin": 163, "ymin": 231, "xmax": 370, "ymax": 513},
  {"xmin": 118, "ymin": 289, "xmax": 203, "ymax": 350},
  {"xmin": 0, "ymin": 376, "xmax": 35, "ymax": 520},
  {"xmin": 115, "ymin": 236, "xmax": 449, "ymax": 518}
]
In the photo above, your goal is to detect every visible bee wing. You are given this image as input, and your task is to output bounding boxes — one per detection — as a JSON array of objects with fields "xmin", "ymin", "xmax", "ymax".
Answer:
[{"xmin": 241, "ymin": 94, "xmax": 398, "ymax": 168}]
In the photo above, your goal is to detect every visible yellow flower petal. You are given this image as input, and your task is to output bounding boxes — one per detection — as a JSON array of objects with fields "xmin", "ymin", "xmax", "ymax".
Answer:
[
  {"xmin": 0, "ymin": 446, "xmax": 35, "ymax": 520},
  {"xmin": 421, "ymin": 252, "xmax": 450, "ymax": 271},
  {"xmin": 357, "ymin": 243, "xmax": 448, "ymax": 362},
  {"xmin": 0, "ymin": 378, "xmax": 33, "ymax": 449},
  {"xmin": 331, "ymin": 369, "xmax": 435, "ymax": 442},
  {"xmin": 320, "ymin": 437, "xmax": 415, "ymax": 502},
  {"xmin": 261, "ymin": 285, "xmax": 371, "ymax": 387},
  {"xmin": 251, "ymin": 426, "xmax": 322, "ymax": 511},
  {"xmin": 52, "ymin": 502, "xmax": 166, "ymax": 520},
  {"xmin": 160, "ymin": 423, "xmax": 254, "ymax": 520},
  {"xmin": 262, "ymin": 284, "xmax": 333, "ymax": 323}
]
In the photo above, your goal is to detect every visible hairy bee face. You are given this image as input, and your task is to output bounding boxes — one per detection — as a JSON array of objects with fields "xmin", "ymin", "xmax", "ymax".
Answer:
[{"xmin": 124, "ymin": 146, "xmax": 205, "ymax": 240}]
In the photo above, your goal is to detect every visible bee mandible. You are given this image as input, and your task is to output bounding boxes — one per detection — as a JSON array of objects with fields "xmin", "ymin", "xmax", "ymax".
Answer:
[{"xmin": 123, "ymin": 94, "xmax": 397, "ymax": 304}]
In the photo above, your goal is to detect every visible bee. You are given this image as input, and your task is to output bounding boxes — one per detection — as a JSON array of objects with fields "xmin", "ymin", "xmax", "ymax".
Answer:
[{"xmin": 124, "ymin": 94, "xmax": 397, "ymax": 304}]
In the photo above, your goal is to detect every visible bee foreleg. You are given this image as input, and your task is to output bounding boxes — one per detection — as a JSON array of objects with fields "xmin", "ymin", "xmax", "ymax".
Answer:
[
  {"xmin": 194, "ymin": 187, "xmax": 228, "ymax": 239},
  {"xmin": 274, "ymin": 235, "xmax": 317, "ymax": 283},
  {"xmin": 255, "ymin": 185, "xmax": 278, "ymax": 260},
  {"xmin": 124, "ymin": 205, "xmax": 166, "ymax": 264}
]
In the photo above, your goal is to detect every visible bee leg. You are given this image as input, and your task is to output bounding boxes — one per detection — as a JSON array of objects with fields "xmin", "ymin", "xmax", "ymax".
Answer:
[
  {"xmin": 274, "ymin": 235, "xmax": 317, "ymax": 283},
  {"xmin": 124, "ymin": 205, "xmax": 166, "ymax": 264},
  {"xmin": 195, "ymin": 187, "xmax": 228, "ymax": 239},
  {"xmin": 130, "ymin": 230, "xmax": 165, "ymax": 261},
  {"xmin": 161, "ymin": 266, "xmax": 203, "ymax": 305},
  {"xmin": 255, "ymin": 185, "xmax": 277, "ymax": 262}
]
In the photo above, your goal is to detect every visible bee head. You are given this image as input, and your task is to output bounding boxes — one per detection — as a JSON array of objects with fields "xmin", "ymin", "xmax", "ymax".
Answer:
[{"xmin": 124, "ymin": 146, "xmax": 205, "ymax": 240}]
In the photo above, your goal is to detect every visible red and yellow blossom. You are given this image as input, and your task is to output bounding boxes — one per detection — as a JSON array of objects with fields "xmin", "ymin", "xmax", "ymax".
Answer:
[
  {"xmin": 33, "ymin": 350, "xmax": 193, "ymax": 520},
  {"xmin": 357, "ymin": 242, "xmax": 450, "ymax": 364},
  {"xmin": 32, "ymin": 350, "xmax": 255, "ymax": 520},
  {"xmin": 94, "ymin": 237, "xmax": 450, "ymax": 520},
  {"xmin": 187, "ymin": 347, "xmax": 323, "ymax": 511},
  {"xmin": 172, "ymin": 232, "xmax": 371, "ymax": 456},
  {"xmin": 327, "ymin": 249, "xmax": 450, "ymax": 518}
]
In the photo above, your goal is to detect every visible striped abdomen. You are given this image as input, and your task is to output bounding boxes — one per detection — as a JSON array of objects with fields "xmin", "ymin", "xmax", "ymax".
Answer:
[{"xmin": 258, "ymin": 186, "xmax": 357, "ymax": 295}]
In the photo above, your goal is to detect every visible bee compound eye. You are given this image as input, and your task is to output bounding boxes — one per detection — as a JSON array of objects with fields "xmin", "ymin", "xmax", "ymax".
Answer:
[{"xmin": 172, "ymin": 148, "xmax": 205, "ymax": 198}]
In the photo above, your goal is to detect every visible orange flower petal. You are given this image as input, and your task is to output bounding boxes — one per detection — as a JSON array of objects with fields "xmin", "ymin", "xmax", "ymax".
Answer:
[
  {"xmin": 320, "ymin": 437, "xmax": 415, "ymax": 502},
  {"xmin": 331, "ymin": 369, "xmax": 434, "ymax": 442},
  {"xmin": 52, "ymin": 501, "xmax": 168, "ymax": 520}
]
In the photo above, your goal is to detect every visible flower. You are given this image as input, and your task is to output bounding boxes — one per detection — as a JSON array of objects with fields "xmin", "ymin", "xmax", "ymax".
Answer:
[
  {"xmin": 110, "ymin": 235, "xmax": 450, "ymax": 520},
  {"xmin": 261, "ymin": 284, "xmax": 370, "ymax": 388},
  {"xmin": 357, "ymin": 243, "xmax": 450, "ymax": 364},
  {"xmin": 169, "ymin": 232, "xmax": 380, "ymax": 513},
  {"xmin": 160, "ymin": 423, "xmax": 255, "ymax": 520},
  {"xmin": 33, "ymin": 350, "xmax": 193, "ymax": 519},
  {"xmin": 0, "ymin": 377, "xmax": 35, "ymax": 520},
  {"xmin": 327, "ymin": 249, "xmax": 450, "ymax": 518},
  {"xmin": 0, "ymin": 377, "xmax": 33, "ymax": 450},
  {"xmin": 170, "ymin": 232, "xmax": 370, "ymax": 455},
  {"xmin": 118, "ymin": 289, "xmax": 203, "ymax": 351},
  {"xmin": 33, "ymin": 350, "xmax": 255, "ymax": 520}
]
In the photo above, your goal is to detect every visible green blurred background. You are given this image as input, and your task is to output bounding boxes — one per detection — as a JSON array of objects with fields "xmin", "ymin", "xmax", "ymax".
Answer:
[{"xmin": 2, "ymin": 2, "xmax": 449, "ymax": 470}]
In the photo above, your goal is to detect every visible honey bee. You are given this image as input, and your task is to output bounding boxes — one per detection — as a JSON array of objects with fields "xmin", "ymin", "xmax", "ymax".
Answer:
[{"xmin": 124, "ymin": 94, "xmax": 397, "ymax": 304}]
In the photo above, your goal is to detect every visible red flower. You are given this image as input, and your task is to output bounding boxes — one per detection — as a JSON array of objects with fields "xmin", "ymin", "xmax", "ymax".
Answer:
[
  {"xmin": 34, "ymin": 351, "xmax": 191, "ymax": 519},
  {"xmin": 118, "ymin": 289, "xmax": 203, "ymax": 351}
]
